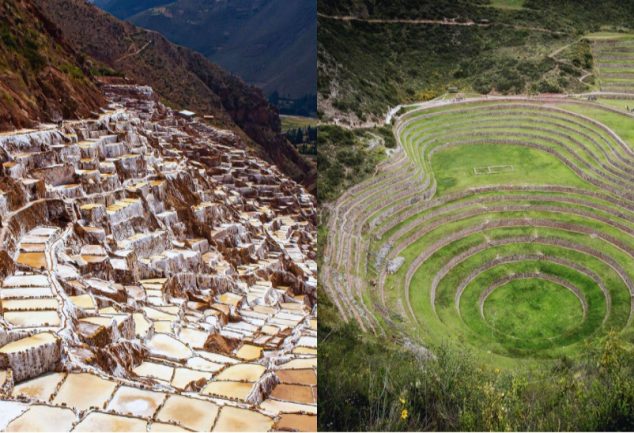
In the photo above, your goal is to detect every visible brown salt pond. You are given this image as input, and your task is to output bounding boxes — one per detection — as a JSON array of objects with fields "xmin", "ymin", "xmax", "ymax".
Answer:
[
  {"xmin": 11, "ymin": 372, "xmax": 66, "ymax": 401},
  {"xmin": 106, "ymin": 386, "xmax": 166, "ymax": 418},
  {"xmin": 212, "ymin": 406, "xmax": 273, "ymax": 432},
  {"xmin": 276, "ymin": 369, "xmax": 317, "ymax": 386},
  {"xmin": 156, "ymin": 395, "xmax": 219, "ymax": 431},
  {"xmin": 73, "ymin": 412, "xmax": 147, "ymax": 432},
  {"xmin": 269, "ymin": 384, "xmax": 316, "ymax": 405},
  {"xmin": 5, "ymin": 405, "xmax": 76, "ymax": 432},
  {"xmin": 274, "ymin": 413, "xmax": 318, "ymax": 432},
  {"xmin": 52, "ymin": 373, "xmax": 118, "ymax": 411}
]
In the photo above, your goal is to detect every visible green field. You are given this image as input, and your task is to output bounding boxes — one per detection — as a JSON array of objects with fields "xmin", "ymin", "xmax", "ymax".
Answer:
[
  {"xmin": 488, "ymin": 0, "xmax": 524, "ymax": 10},
  {"xmin": 324, "ymin": 97, "xmax": 634, "ymax": 370},
  {"xmin": 280, "ymin": 114, "xmax": 318, "ymax": 131}
]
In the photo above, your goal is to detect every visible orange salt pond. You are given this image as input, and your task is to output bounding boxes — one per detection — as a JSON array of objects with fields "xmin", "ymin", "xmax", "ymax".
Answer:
[
  {"xmin": 171, "ymin": 367, "xmax": 211, "ymax": 389},
  {"xmin": 4, "ymin": 311, "xmax": 60, "ymax": 327},
  {"xmin": 148, "ymin": 422, "xmax": 189, "ymax": 432},
  {"xmin": 1, "ymin": 298, "xmax": 58, "ymax": 311},
  {"xmin": 260, "ymin": 398, "xmax": 317, "ymax": 415},
  {"xmin": 212, "ymin": 406, "xmax": 273, "ymax": 432},
  {"xmin": 215, "ymin": 363, "xmax": 265, "ymax": 382},
  {"xmin": 81, "ymin": 255, "xmax": 108, "ymax": 264},
  {"xmin": 270, "ymin": 383, "xmax": 316, "ymax": 405},
  {"xmin": 234, "ymin": 344, "xmax": 263, "ymax": 361},
  {"xmin": 133, "ymin": 362, "xmax": 174, "ymax": 382},
  {"xmin": 0, "ymin": 332, "xmax": 58, "ymax": 354},
  {"xmin": 11, "ymin": 372, "xmax": 66, "ymax": 401},
  {"xmin": 278, "ymin": 357, "xmax": 317, "ymax": 370},
  {"xmin": 276, "ymin": 368, "xmax": 317, "ymax": 386},
  {"xmin": 52, "ymin": 373, "xmax": 117, "ymax": 411},
  {"xmin": 201, "ymin": 381, "xmax": 254, "ymax": 400},
  {"xmin": 292, "ymin": 346, "xmax": 317, "ymax": 355},
  {"xmin": 19, "ymin": 243, "xmax": 45, "ymax": 252},
  {"xmin": 274, "ymin": 413, "xmax": 318, "ymax": 432},
  {"xmin": 5, "ymin": 405, "xmax": 76, "ymax": 432},
  {"xmin": 156, "ymin": 395, "xmax": 219, "ymax": 431},
  {"xmin": 69, "ymin": 294, "xmax": 96, "ymax": 310},
  {"xmin": 73, "ymin": 412, "xmax": 147, "ymax": 432},
  {"xmin": 106, "ymin": 386, "xmax": 166, "ymax": 418},
  {"xmin": 147, "ymin": 334, "xmax": 193, "ymax": 361},
  {"xmin": 16, "ymin": 253, "xmax": 46, "ymax": 269}
]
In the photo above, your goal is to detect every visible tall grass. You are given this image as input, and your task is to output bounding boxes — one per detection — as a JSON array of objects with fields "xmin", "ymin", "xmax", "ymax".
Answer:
[{"xmin": 319, "ymin": 292, "xmax": 634, "ymax": 431}]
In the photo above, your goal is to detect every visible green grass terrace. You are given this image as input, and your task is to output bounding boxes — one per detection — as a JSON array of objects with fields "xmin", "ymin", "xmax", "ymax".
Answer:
[{"xmin": 322, "ymin": 96, "xmax": 634, "ymax": 370}]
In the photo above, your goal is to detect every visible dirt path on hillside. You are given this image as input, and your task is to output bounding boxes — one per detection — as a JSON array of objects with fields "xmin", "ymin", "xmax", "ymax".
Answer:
[
  {"xmin": 318, "ymin": 13, "xmax": 484, "ymax": 26},
  {"xmin": 115, "ymin": 40, "xmax": 153, "ymax": 63},
  {"xmin": 318, "ymin": 13, "xmax": 567, "ymax": 34}
]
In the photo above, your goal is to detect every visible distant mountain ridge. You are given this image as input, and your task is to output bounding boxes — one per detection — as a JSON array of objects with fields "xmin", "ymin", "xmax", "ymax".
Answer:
[{"xmin": 94, "ymin": 0, "xmax": 317, "ymax": 116}]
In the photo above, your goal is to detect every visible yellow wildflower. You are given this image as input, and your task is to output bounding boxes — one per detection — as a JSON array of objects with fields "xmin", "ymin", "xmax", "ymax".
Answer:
[
  {"xmin": 399, "ymin": 397, "xmax": 406, "ymax": 405},
  {"xmin": 401, "ymin": 409, "xmax": 408, "ymax": 420}
]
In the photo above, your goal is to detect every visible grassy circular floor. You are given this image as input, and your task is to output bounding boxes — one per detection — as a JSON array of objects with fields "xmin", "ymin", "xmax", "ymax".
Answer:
[
  {"xmin": 380, "ymin": 100, "xmax": 634, "ymax": 368},
  {"xmin": 325, "ymin": 97, "xmax": 634, "ymax": 371},
  {"xmin": 483, "ymin": 278, "xmax": 585, "ymax": 341}
]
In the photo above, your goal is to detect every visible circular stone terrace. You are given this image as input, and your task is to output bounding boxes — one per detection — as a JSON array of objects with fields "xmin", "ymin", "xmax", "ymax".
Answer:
[{"xmin": 323, "ymin": 95, "xmax": 634, "ymax": 368}]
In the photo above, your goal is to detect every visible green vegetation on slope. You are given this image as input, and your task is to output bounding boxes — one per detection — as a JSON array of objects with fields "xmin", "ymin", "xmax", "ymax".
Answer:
[
  {"xmin": 0, "ymin": 0, "xmax": 104, "ymax": 130},
  {"xmin": 319, "ymin": 291, "xmax": 634, "ymax": 431},
  {"xmin": 318, "ymin": 0, "xmax": 634, "ymax": 121},
  {"xmin": 317, "ymin": 124, "xmax": 394, "ymax": 202}
]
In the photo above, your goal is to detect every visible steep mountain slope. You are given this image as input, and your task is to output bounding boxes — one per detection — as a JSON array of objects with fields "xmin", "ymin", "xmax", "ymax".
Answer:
[
  {"xmin": 0, "ymin": 0, "xmax": 104, "ymax": 131},
  {"xmin": 34, "ymin": 0, "xmax": 315, "ymax": 191},
  {"xmin": 318, "ymin": 0, "xmax": 634, "ymax": 124},
  {"xmin": 99, "ymin": 0, "xmax": 317, "ymax": 108}
]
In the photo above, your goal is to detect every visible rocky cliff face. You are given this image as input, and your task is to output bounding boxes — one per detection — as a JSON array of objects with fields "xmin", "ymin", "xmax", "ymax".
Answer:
[{"xmin": 32, "ymin": 0, "xmax": 316, "ymax": 192}]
